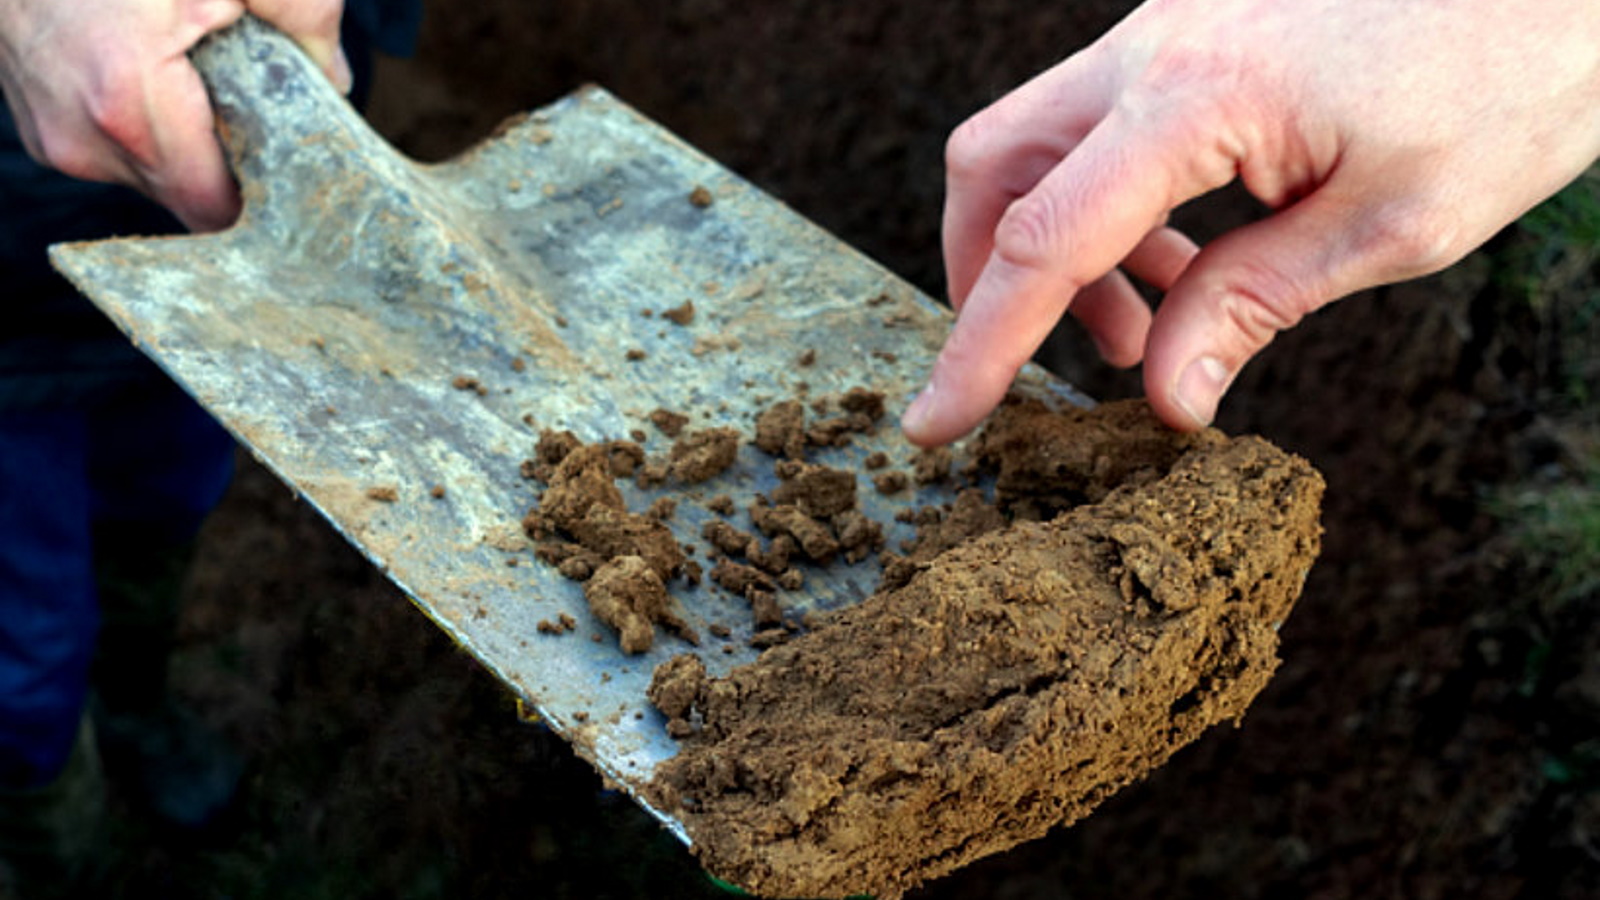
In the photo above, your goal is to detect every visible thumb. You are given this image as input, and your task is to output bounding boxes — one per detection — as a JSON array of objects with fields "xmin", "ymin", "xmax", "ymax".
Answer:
[{"xmin": 1142, "ymin": 190, "xmax": 1454, "ymax": 430}]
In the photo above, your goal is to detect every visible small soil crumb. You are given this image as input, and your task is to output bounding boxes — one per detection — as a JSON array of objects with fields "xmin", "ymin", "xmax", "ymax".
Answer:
[
  {"xmin": 604, "ymin": 441, "xmax": 647, "ymax": 479},
  {"xmin": 649, "ymin": 408, "xmax": 690, "ymax": 438},
  {"xmin": 771, "ymin": 461, "xmax": 856, "ymax": 518},
  {"xmin": 510, "ymin": 356, "xmax": 527, "ymax": 372},
  {"xmin": 533, "ymin": 444, "xmax": 683, "ymax": 581},
  {"xmin": 430, "ymin": 485, "xmax": 447, "ymax": 499},
  {"xmin": 583, "ymin": 556, "xmax": 696, "ymax": 655},
  {"xmin": 669, "ymin": 428, "xmax": 741, "ymax": 484},
  {"xmin": 688, "ymin": 185, "xmax": 714, "ymax": 208},
  {"xmin": 702, "ymin": 521, "xmax": 758, "ymax": 558},
  {"xmin": 663, "ymin": 300, "xmax": 696, "ymax": 326},
  {"xmin": 365, "ymin": 486, "xmax": 399, "ymax": 503},
  {"xmin": 797, "ymin": 348, "xmax": 817, "ymax": 367},
  {"xmin": 912, "ymin": 446, "xmax": 953, "ymax": 485},
  {"xmin": 536, "ymin": 429, "xmax": 582, "ymax": 468},
  {"xmin": 838, "ymin": 387, "xmax": 886, "ymax": 422},
  {"xmin": 831, "ymin": 509, "xmax": 885, "ymax": 564},
  {"xmin": 873, "ymin": 470, "xmax": 909, "ymax": 495},
  {"xmin": 749, "ymin": 591, "xmax": 784, "ymax": 629},
  {"xmin": 806, "ymin": 413, "xmax": 872, "ymax": 448},
  {"xmin": 709, "ymin": 560, "xmax": 775, "ymax": 598},
  {"xmin": 706, "ymin": 495, "xmax": 736, "ymax": 516},
  {"xmin": 753, "ymin": 400, "xmax": 807, "ymax": 459},
  {"xmin": 646, "ymin": 497, "xmax": 679, "ymax": 521},
  {"xmin": 864, "ymin": 451, "xmax": 890, "ymax": 470},
  {"xmin": 452, "ymin": 374, "xmax": 488, "ymax": 395},
  {"xmin": 708, "ymin": 623, "xmax": 732, "ymax": 639},
  {"xmin": 625, "ymin": 348, "xmax": 648, "ymax": 361},
  {"xmin": 750, "ymin": 502, "xmax": 839, "ymax": 563},
  {"xmin": 645, "ymin": 399, "xmax": 1325, "ymax": 900}
]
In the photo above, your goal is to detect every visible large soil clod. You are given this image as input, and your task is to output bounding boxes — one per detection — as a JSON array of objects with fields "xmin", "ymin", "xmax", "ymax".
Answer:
[{"xmin": 645, "ymin": 399, "xmax": 1325, "ymax": 899}]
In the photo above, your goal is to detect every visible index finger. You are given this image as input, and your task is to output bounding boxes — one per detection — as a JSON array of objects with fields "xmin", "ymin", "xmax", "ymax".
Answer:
[
  {"xmin": 905, "ymin": 110, "xmax": 1231, "ymax": 446},
  {"xmin": 941, "ymin": 53, "xmax": 1113, "ymax": 310}
]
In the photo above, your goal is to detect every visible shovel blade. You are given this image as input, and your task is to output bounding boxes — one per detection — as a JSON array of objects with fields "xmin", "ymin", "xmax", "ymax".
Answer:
[{"xmin": 49, "ymin": 17, "xmax": 1086, "ymax": 840}]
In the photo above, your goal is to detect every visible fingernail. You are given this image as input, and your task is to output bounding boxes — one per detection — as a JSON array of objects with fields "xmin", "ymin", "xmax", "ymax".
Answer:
[
  {"xmin": 332, "ymin": 45, "xmax": 354, "ymax": 95},
  {"xmin": 1174, "ymin": 356, "xmax": 1230, "ymax": 427},
  {"xmin": 901, "ymin": 380, "xmax": 938, "ymax": 438}
]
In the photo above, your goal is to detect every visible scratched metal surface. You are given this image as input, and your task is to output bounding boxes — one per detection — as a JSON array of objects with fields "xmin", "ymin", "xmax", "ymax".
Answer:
[{"xmin": 49, "ymin": 17, "xmax": 1089, "ymax": 842}]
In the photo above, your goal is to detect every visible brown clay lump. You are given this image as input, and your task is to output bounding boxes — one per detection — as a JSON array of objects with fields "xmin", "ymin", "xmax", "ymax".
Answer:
[
  {"xmin": 770, "ymin": 461, "xmax": 856, "ymax": 518},
  {"xmin": 668, "ymin": 428, "xmax": 741, "ymax": 484},
  {"xmin": 649, "ymin": 408, "xmax": 690, "ymax": 438},
  {"xmin": 911, "ymin": 445, "xmax": 952, "ymax": 485},
  {"xmin": 753, "ymin": 400, "xmax": 806, "ymax": 459},
  {"xmin": 583, "ymin": 555, "xmax": 697, "ymax": 654},
  {"xmin": 662, "ymin": 300, "xmax": 696, "ymax": 326},
  {"xmin": 838, "ymin": 387, "xmax": 886, "ymax": 422},
  {"xmin": 645, "ymin": 398, "xmax": 1325, "ymax": 900},
  {"xmin": 528, "ymin": 443, "xmax": 684, "ymax": 583}
]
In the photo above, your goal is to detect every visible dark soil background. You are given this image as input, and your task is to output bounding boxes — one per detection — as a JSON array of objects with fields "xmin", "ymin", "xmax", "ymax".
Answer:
[{"xmin": 104, "ymin": 2, "xmax": 1599, "ymax": 898}]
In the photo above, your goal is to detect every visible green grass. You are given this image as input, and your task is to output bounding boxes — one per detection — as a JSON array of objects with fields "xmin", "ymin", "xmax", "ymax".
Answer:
[
  {"xmin": 1493, "ymin": 461, "xmax": 1600, "ymax": 611},
  {"xmin": 1487, "ymin": 167, "xmax": 1600, "ymax": 608}
]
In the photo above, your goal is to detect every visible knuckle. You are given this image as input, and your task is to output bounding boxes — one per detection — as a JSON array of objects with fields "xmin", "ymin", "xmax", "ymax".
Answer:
[
  {"xmin": 944, "ymin": 116, "xmax": 993, "ymax": 185},
  {"xmin": 992, "ymin": 191, "xmax": 1063, "ymax": 271},
  {"xmin": 1216, "ymin": 261, "xmax": 1310, "ymax": 350}
]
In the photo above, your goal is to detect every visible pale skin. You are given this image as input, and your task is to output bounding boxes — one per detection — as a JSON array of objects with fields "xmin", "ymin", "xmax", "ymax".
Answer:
[
  {"xmin": 903, "ymin": 0, "xmax": 1600, "ymax": 445},
  {"xmin": 0, "ymin": 0, "xmax": 348, "ymax": 232}
]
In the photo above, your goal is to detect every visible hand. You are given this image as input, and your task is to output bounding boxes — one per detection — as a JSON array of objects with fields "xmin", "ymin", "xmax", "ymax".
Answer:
[
  {"xmin": 903, "ymin": 0, "xmax": 1600, "ymax": 444},
  {"xmin": 0, "ymin": 0, "xmax": 349, "ymax": 232}
]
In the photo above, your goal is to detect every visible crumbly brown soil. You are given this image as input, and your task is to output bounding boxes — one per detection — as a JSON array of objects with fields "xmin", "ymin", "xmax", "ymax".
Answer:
[{"xmin": 648, "ymin": 401, "xmax": 1324, "ymax": 898}]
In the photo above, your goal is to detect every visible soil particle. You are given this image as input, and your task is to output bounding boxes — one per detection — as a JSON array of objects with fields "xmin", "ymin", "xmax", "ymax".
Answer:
[
  {"xmin": 649, "ymin": 408, "xmax": 690, "ymax": 438},
  {"xmin": 531, "ymin": 444, "xmax": 685, "ymax": 585},
  {"xmin": 708, "ymin": 560, "xmax": 775, "ymax": 598},
  {"xmin": 750, "ymin": 502, "xmax": 839, "ymax": 563},
  {"xmin": 754, "ymin": 400, "xmax": 807, "ymax": 459},
  {"xmin": 365, "ymin": 486, "xmax": 399, "ymax": 503},
  {"xmin": 536, "ymin": 429, "xmax": 581, "ymax": 468},
  {"xmin": 838, "ymin": 387, "xmax": 886, "ymax": 422},
  {"xmin": 645, "ymin": 497, "xmax": 678, "ymax": 521},
  {"xmin": 662, "ymin": 299, "xmax": 697, "ymax": 326},
  {"xmin": 645, "ymin": 399, "xmax": 1325, "ymax": 900},
  {"xmin": 873, "ymin": 470, "xmax": 909, "ymax": 495},
  {"xmin": 806, "ymin": 413, "xmax": 872, "ymax": 448},
  {"xmin": 831, "ymin": 509, "xmax": 885, "ymax": 564},
  {"xmin": 864, "ymin": 451, "xmax": 889, "ymax": 470},
  {"xmin": 706, "ymin": 495, "xmax": 736, "ymax": 516},
  {"xmin": 702, "ymin": 520, "xmax": 758, "ymax": 558},
  {"xmin": 770, "ymin": 461, "xmax": 856, "ymax": 518},
  {"xmin": 688, "ymin": 185, "xmax": 714, "ymax": 208},
  {"xmin": 668, "ymin": 428, "xmax": 742, "ymax": 484},
  {"xmin": 583, "ymin": 555, "xmax": 696, "ymax": 655},
  {"xmin": 911, "ymin": 445, "xmax": 953, "ymax": 485}
]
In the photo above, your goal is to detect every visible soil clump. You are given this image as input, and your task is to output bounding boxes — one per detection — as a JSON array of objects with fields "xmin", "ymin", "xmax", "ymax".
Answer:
[{"xmin": 645, "ymin": 399, "xmax": 1325, "ymax": 899}]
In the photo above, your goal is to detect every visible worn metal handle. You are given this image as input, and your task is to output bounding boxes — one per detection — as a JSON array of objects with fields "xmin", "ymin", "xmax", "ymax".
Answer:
[{"xmin": 190, "ymin": 14, "xmax": 406, "ymax": 221}]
